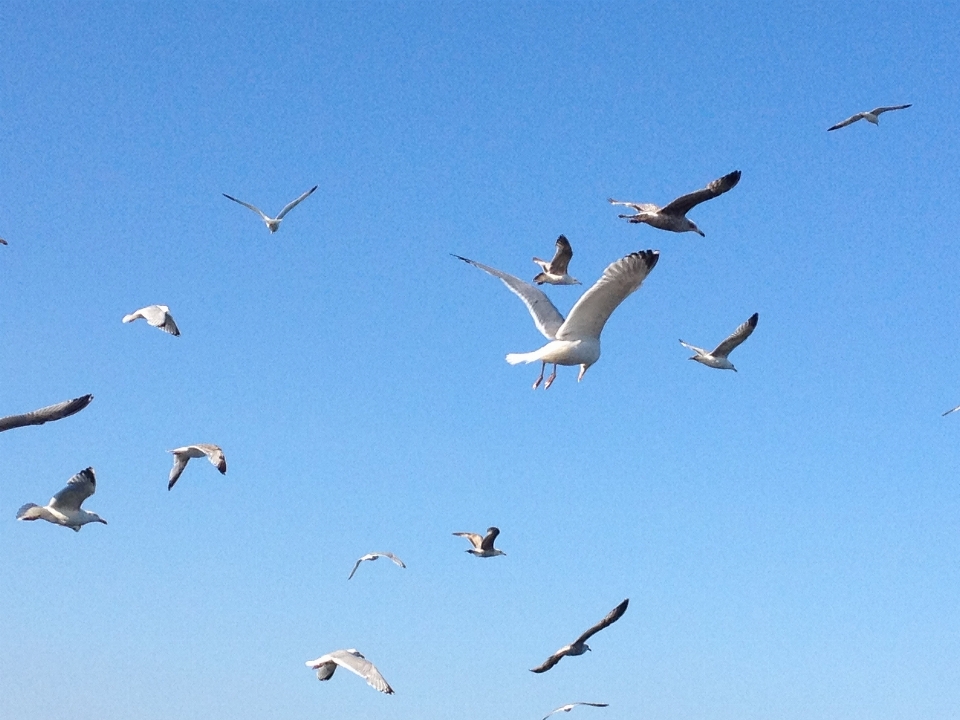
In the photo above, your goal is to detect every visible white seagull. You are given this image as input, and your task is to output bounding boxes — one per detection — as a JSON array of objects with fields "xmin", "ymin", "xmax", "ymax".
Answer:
[
  {"xmin": 542, "ymin": 703, "xmax": 610, "ymax": 720},
  {"xmin": 167, "ymin": 444, "xmax": 227, "ymax": 490},
  {"xmin": 306, "ymin": 649, "xmax": 394, "ymax": 694},
  {"xmin": 609, "ymin": 170, "xmax": 741, "ymax": 236},
  {"xmin": 348, "ymin": 551, "xmax": 407, "ymax": 580},
  {"xmin": 533, "ymin": 235, "xmax": 580, "ymax": 285},
  {"xmin": 680, "ymin": 312, "xmax": 758, "ymax": 371},
  {"xmin": 0, "ymin": 394, "xmax": 93, "ymax": 433},
  {"xmin": 531, "ymin": 599, "xmax": 629, "ymax": 673},
  {"xmin": 453, "ymin": 250, "xmax": 659, "ymax": 388},
  {"xmin": 122, "ymin": 305, "xmax": 180, "ymax": 336},
  {"xmin": 453, "ymin": 526, "xmax": 506, "ymax": 557},
  {"xmin": 222, "ymin": 185, "xmax": 318, "ymax": 233},
  {"xmin": 16, "ymin": 467, "xmax": 107, "ymax": 531},
  {"xmin": 828, "ymin": 104, "xmax": 911, "ymax": 131}
]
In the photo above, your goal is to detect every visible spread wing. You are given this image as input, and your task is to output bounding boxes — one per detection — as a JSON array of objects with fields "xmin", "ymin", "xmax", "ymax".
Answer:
[
  {"xmin": 548, "ymin": 235, "xmax": 574, "ymax": 274},
  {"xmin": 453, "ymin": 255, "xmax": 565, "ymax": 340},
  {"xmin": 347, "ymin": 558, "xmax": 366, "ymax": 580},
  {"xmin": 453, "ymin": 532, "xmax": 483, "ymax": 550},
  {"xmin": 379, "ymin": 552, "xmax": 406, "ymax": 568},
  {"xmin": 223, "ymin": 194, "xmax": 270, "ymax": 221},
  {"xmin": 711, "ymin": 312, "xmax": 758, "ymax": 358},
  {"xmin": 556, "ymin": 251, "xmax": 659, "ymax": 341},
  {"xmin": 276, "ymin": 185, "xmax": 318, "ymax": 219},
  {"xmin": 871, "ymin": 104, "xmax": 911, "ymax": 116},
  {"xmin": 49, "ymin": 467, "xmax": 97, "ymax": 512},
  {"xmin": 660, "ymin": 170, "xmax": 741, "ymax": 217},
  {"xmin": 573, "ymin": 598, "xmax": 629, "ymax": 646},
  {"xmin": 608, "ymin": 198, "xmax": 659, "ymax": 213},
  {"xmin": 530, "ymin": 648, "xmax": 568, "ymax": 673},
  {"xmin": 678, "ymin": 339, "xmax": 707, "ymax": 356},
  {"xmin": 167, "ymin": 452, "xmax": 190, "ymax": 490},
  {"xmin": 827, "ymin": 113, "xmax": 864, "ymax": 131},
  {"xmin": 197, "ymin": 444, "xmax": 227, "ymax": 474},
  {"xmin": 138, "ymin": 305, "xmax": 179, "ymax": 335},
  {"xmin": 0, "ymin": 394, "xmax": 93, "ymax": 432},
  {"xmin": 329, "ymin": 650, "xmax": 394, "ymax": 694},
  {"xmin": 480, "ymin": 526, "xmax": 500, "ymax": 550},
  {"xmin": 942, "ymin": 404, "xmax": 960, "ymax": 417}
]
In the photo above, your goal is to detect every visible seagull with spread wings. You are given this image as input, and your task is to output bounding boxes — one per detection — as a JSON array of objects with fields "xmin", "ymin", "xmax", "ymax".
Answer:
[
  {"xmin": 828, "ymin": 104, "xmax": 911, "ymax": 131},
  {"xmin": 122, "ymin": 305, "xmax": 180, "ymax": 336},
  {"xmin": 530, "ymin": 599, "xmax": 629, "ymax": 673},
  {"xmin": 0, "ymin": 394, "xmax": 93, "ymax": 432},
  {"xmin": 16, "ymin": 467, "xmax": 107, "ymax": 531},
  {"xmin": 167, "ymin": 444, "xmax": 227, "ymax": 490},
  {"xmin": 533, "ymin": 235, "xmax": 580, "ymax": 285},
  {"xmin": 609, "ymin": 170, "xmax": 741, "ymax": 236},
  {"xmin": 680, "ymin": 313, "xmax": 758, "ymax": 371},
  {"xmin": 453, "ymin": 250, "xmax": 659, "ymax": 389},
  {"xmin": 348, "ymin": 552, "xmax": 407, "ymax": 580},
  {"xmin": 306, "ymin": 649, "xmax": 394, "ymax": 694},
  {"xmin": 453, "ymin": 526, "xmax": 506, "ymax": 557},
  {"xmin": 541, "ymin": 703, "xmax": 609, "ymax": 720},
  {"xmin": 222, "ymin": 185, "xmax": 317, "ymax": 233}
]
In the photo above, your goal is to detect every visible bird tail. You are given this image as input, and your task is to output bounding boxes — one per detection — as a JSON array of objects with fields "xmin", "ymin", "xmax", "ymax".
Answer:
[
  {"xmin": 505, "ymin": 350, "xmax": 543, "ymax": 365},
  {"xmin": 16, "ymin": 503, "xmax": 42, "ymax": 521}
]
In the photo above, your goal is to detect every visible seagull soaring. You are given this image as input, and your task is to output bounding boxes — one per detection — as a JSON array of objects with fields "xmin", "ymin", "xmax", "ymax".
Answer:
[
  {"xmin": 306, "ymin": 649, "xmax": 394, "ymax": 694},
  {"xmin": 167, "ymin": 444, "xmax": 227, "ymax": 490},
  {"xmin": 533, "ymin": 235, "xmax": 580, "ymax": 285},
  {"xmin": 828, "ymin": 104, "xmax": 911, "ymax": 131},
  {"xmin": 453, "ymin": 250, "xmax": 659, "ymax": 389},
  {"xmin": 348, "ymin": 552, "xmax": 407, "ymax": 580},
  {"xmin": 542, "ymin": 703, "xmax": 610, "ymax": 720},
  {"xmin": 453, "ymin": 526, "xmax": 506, "ymax": 557},
  {"xmin": 608, "ymin": 170, "xmax": 741, "ymax": 236},
  {"xmin": 679, "ymin": 312, "xmax": 758, "ymax": 371},
  {"xmin": 122, "ymin": 305, "xmax": 180, "ymax": 336},
  {"xmin": 16, "ymin": 467, "xmax": 107, "ymax": 531},
  {"xmin": 222, "ymin": 185, "xmax": 318, "ymax": 233},
  {"xmin": 0, "ymin": 394, "xmax": 93, "ymax": 432},
  {"xmin": 530, "ymin": 598, "xmax": 629, "ymax": 673}
]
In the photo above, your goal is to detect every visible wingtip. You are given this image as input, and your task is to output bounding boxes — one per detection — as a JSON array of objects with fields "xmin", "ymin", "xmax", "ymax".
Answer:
[{"xmin": 748, "ymin": 312, "xmax": 759, "ymax": 326}]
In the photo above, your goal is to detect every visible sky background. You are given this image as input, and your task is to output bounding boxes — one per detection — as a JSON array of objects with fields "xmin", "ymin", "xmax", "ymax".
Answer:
[{"xmin": 1, "ymin": 2, "xmax": 959, "ymax": 719}]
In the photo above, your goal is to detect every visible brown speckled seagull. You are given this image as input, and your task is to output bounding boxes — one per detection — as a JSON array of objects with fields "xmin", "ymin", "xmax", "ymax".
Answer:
[
  {"xmin": 533, "ymin": 235, "xmax": 580, "ymax": 285},
  {"xmin": 531, "ymin": 599, "xmax": 629, "ymax": 673}
]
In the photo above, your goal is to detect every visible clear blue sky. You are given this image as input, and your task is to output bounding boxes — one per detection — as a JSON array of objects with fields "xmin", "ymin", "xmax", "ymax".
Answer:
[{"xmin": 2, "ymin": 3, "xmax": 958, "ymax": 719}]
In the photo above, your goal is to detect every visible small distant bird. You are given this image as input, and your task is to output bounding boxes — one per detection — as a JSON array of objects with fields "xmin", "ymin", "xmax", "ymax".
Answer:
[
  {"xmin": 222, "ymin": 185, "xmax": 318, "ymax": 233},
  {"xmin": 530, "ymin": 598, "xmax": 629, "ymax": 673},
  {"xmin": 167, "ymin": 444, "xmax": 227, "ymax": 490},
  {"xmin": 609, "ymin": 170, "xmax": 741, "ymax": 236},
  {"xmin": 0, "ymin": 394, "xmax": 93, "ymax": 433},
  {"xmin": 542, "ymin": 703, "xmax": 610, "ymax": 720},
  {"xmin": 453, "ymin": 250, "xmax": 659, "ymax": 389},
  {"xmin": 16, "ymin": 467, "xmax": 107, "ymax": 531},
  {"xmin": 533, "ymin": 235, "xmax": 580, "ymax": 285},
  {"xmin": 453, "ymin": 526, "xmax": 506, "ymax": 557},
  {"xmin": 679, "ymin": 313, "xmax": 758, "ymax": 372},
  {"xmin": 828, "ymin": 104, "xmax": 911, "ymax": 131},
  {"xmin": 348, "ymin": 552, "xmax": 407, "ymax": 580},
  {"xmin": 306, "ymin": 649, "xmax": 394, "ymax": 694},
  {"xmin": 122, "ymin": 305, "xmax": 180, "ymax": 336}
]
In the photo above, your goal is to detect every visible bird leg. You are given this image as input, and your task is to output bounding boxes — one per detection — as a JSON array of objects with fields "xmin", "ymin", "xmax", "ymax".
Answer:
[
  {"xmin": 532, "ymin": 362, "xmax": 546, "ymax": 389},
  {"xmin": 543, "ymin": 364, "xmax": 558, "ymax": 389}
]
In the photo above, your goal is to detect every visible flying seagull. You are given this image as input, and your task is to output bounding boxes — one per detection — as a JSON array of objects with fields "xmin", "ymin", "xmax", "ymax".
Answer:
[
  {"xmin": 306, "ymin": 649, "xmax": 394, "ymax": 694},
  {"xmin": 679, "ymin": 312, "xmax": 758, "ymax": 371},
  {"xmin": 0, "ymin": 394, "xmax": 93, "ymax": 433},
  {"xmin": 453, "ymin": 250, "xmax": 659, "ymax": 388},
  {"xmin": 542, "ymin": 703, "xmax": 610, "ymax": 720},
  {"xmin": 828, "ymin": 104, "xmax": 911, "ymax": 131},
  {"xmin": 167, "ymin": 444, "xmax": 227, "ymax": 490},
  {"xmin": 608, "ymin": 170, "xmax": 741, "ymax": 236},
  {"xmin": 530, "ymin": 598, "xmax": 629, "ymax": 673},
  {"xmin": 533, "ymin": 235, "xmax": 580, "ymax": 285},
  {"xmin": 453, "ymin": 526, "xmax": 506, "ymax": 557},
  {"xmin": 348, "ymin": 552, "xmax": 407, "ymax": 580},
  {"xmin": 122, "ymin": 305, "xmax": 180, "ymax": 336},
  {"xmin": 222, "ymin": 185, "xmax": 318, "ymax": 233},
  {"xmin": 16, "ymin": 467, "xmax": 106, "ymax": 531}
]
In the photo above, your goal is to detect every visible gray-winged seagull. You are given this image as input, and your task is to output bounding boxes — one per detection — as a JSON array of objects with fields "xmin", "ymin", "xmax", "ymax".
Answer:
[
  {"xmin": 306, "ymin": 649, "xmax": 394, "ymax": 694},
  {"xmin": 533, "ymin": 235, "xmax": 580, "ymax": 286},
  {"xmin": 542, "ymin": 703, "xmax": 610, "ymax": 720},
  {"xmin": 348, "ymin": 552, "xmax": 407, "ymax": 580},
  {"xmin": 680, "ymin": 312, "xmax": 758, "ymax": 371},
  {"xmin": 167, "ymin": 444, "xmax": 227, "ymax": 490},
  {"xmin": 530, "ymin": 598, "xmax": 629, "ymax": 673},
  {"xmin": 122, "ymin": 305, "xmax": 180, "ymax": 336},
  {"xmin": 0, "ymin": 394, "xmax": 93, "ymax": 432},
  {"xmin": 453, "ymin": 250, "xmax": 659, "ymax": 389},
  {"xmin": 828, "ymin": 104, "xmax": 911, "ymax": 131},
  {"xmin": 453, "ymin": 526, "xmax": 506, "ymax": 557},
  {"xmin": 223, "ymin": 185, "xmax": 317, "ymax": 233},
  {"xmin": 16, "ymin": 467, "xmax": 106, "ymax": 531}
]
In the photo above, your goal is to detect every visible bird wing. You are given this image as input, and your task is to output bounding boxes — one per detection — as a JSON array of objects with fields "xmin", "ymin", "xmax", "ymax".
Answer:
[
  {"xmin": 871, "ymin": 104, "xmax": 911, "ymax": 115},
  {"xmin": 380, "ymin": 552, "xmax": 406, "ymax": 568},
  {"xmin": 0, "ymin": 394, "xmax": 93, "ymax": 432},
  {"xmin": 306, "ymin": 656, "xmax": 337, "ymax": 681},
  {"xmin": 660, "ymin": 170, "xmax": 742, "ymax": 217},
  {"xmin": 138, "ymin": 305, "xmax": 179, "ymax": 335},
  {"xmin": 556, "ymin": 251, "xmax": 659, "ymax": 341},
  {"xmin": 453, "ymin": 532, "xmax": 483, "ymax": 549},
  {"xmin": 530, "ymin": 648, "xmax": 567, "ymax": 673},
  {"xmin": 827, "ymin": 113, "xmax": 864, "ymax": 131},
  {"xmin": 167, "ymin": 452, "xmax": 190, "ymax": 490},
  {"xmin": 575, "ymin": 703, "xmax": 609, "ymax": 708},
  {"xmin": 49, "ymin": 467, "xmax": 97, "ymax": 511},
  {"xmin": 573, "ymin": 598, "xmax": 629, "ymax": 645},
  {"xmin": 608, "ymin": 198, "xmax": 659, "ymax": 213},
  {"xmin": 223, "ymin": 194, "xmax": 271, "ymax": 221},
  {"xmin": 942, "ymin": 404, "xmax": 960, "ymax": 417},
  {"xmin": 453, "ymin": 255, "xmax": 565, "ymax": 340},
  {"xmin": 275, "ymin": 185, "xmax": 318, "ymax": 219},
  {"xmin": 479, "ymin": 526, "xmax": 500, "ymax": 551},
  {"xmin": 347, "ymin": 557, "xmax": 365, "ymax": 580},
  {"xmin": 711, "ymin": 312, "xmax": 758, "ymax": 358},
  {"xmin": 678, "ymin": 339, "xmax": 707, "ymax": 356},
  {"xmin": 548, "ymin": 235, "xmax": 574, "ymax": 274},
  {"xmin": 197, "ymin": 444, "xmax": 227, "ymax": 474},
  {"xmin": 329, "ymin": 649, "xmax": 394, "ymax": 694}
]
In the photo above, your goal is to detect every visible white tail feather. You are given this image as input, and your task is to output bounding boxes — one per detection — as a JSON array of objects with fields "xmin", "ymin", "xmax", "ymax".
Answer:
[{"xmin": 505, "ymin": 351, "xmax": 539, "ymax": 365}]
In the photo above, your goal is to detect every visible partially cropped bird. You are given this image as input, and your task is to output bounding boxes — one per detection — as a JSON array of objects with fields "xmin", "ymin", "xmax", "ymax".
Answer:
[
  {"xmin": 453, "ymin": 526, "xmax": 506, "ymax": 557},
  {"xmin": 16, "ymin": 467, "xmax": 107, "ymax": 531},
  {"xmin": 533, "ymin": 235, "xmax": 580, "ymax": 285},
  {"xmin": 222, "ymin": 186, "xmax": 317, "ymax": 233},
  {"xmin": 0, "ymin": 394, "xmax": 93, "ymax": 432}
]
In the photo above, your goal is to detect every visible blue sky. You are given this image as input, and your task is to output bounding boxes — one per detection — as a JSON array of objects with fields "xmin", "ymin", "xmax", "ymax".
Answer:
[{"xmin": 2, "ymin": 3, "xmax": 959, "ymax": 719}]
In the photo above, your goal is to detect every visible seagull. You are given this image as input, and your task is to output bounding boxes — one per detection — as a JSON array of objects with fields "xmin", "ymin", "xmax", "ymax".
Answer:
[
  {"xmin": 222, "ymin": 185, "xmax": 318, "ymax": 233},
  {"xmin": 16, "ymin": 467, "xmax": 107, "ymax": 531},
  {"xmin": 530, "ymin": 598, "xmax": 629, "ymax": 673},
  {"xmin": 679, "ymin": 312, "xmax": 758, "ymax": 371},
  {"xmin": 828, "ymin": 104, "xmax": 912, "ymax": 131},
  {"xmin": 453, "ymin": 526, "xmax": 506, "ymax": 557},
  {"xmin": 0, "ymin": 394, "xmax": 93, "ymax": 433},
  {"xmin": 305, "ymin": 649, "xmax": 394, "ymax": 694},
  {"xmin": 608, "ymin": 170, "xmax": 741, "ymax": 236},
  {"xmin": 167, "ymin": 444, "xmax": 227, "ymax": 490},
  {"xmin": 533, "ymin": 235, "xmax": 580, "ymax": 285},
  {"xmin": 122, "ymin": 305, "xmax": 180, "ymax": 336},
  {"xmin": 542, "ymin": 703, "xmax": 610, "ymax": 720},
  {"xmin": 453, "ymin": 250, "xmax": 659, "ymax": 388},
  {"xmin": 348, "ymin": 552, "xmax": 407, "ymax": 580}
]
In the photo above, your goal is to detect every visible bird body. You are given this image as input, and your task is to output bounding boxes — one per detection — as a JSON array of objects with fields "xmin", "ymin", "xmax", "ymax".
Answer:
[
  {"xmin": 16, "ymin": 467, "xmax": 106, "ymax": 531},
  {"xmin": 306, "ymin": 649, "xmax": 394, "ymax": 694},
  {"xmin": 122, "ymin": 305, "xmax": 180, "ymax": 336},
  {"xmin": 0, "ymin": 394, "xmax": 93, "ymax": 432},
  {"xmin": 680, "ymin": 312, "xmax": 758, "ymax": 372},
  {"xmin": 533, "ymin": 235, "xmax": 580, "ymax": 285},
  {"xmin": 531, "ymin": 598, "xmax": 629, "ymax": 673},
  {"xmin": 348, "ymin": 552, "xmax": 407, "ymax": 579},
  {"xmin": 223, "ymin": 185, "xmax": 317, "ymax": 232},
  {"xmin": 453, "ymin": 526, "xmax": 506, "ymax": 557},
  {"xmin": 828, "ymin": 104, "xmax": 911, "ymax": 131},
  {"xmin": 167, "ymin": 444, "xmax": 227, "ymax": 490}
]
